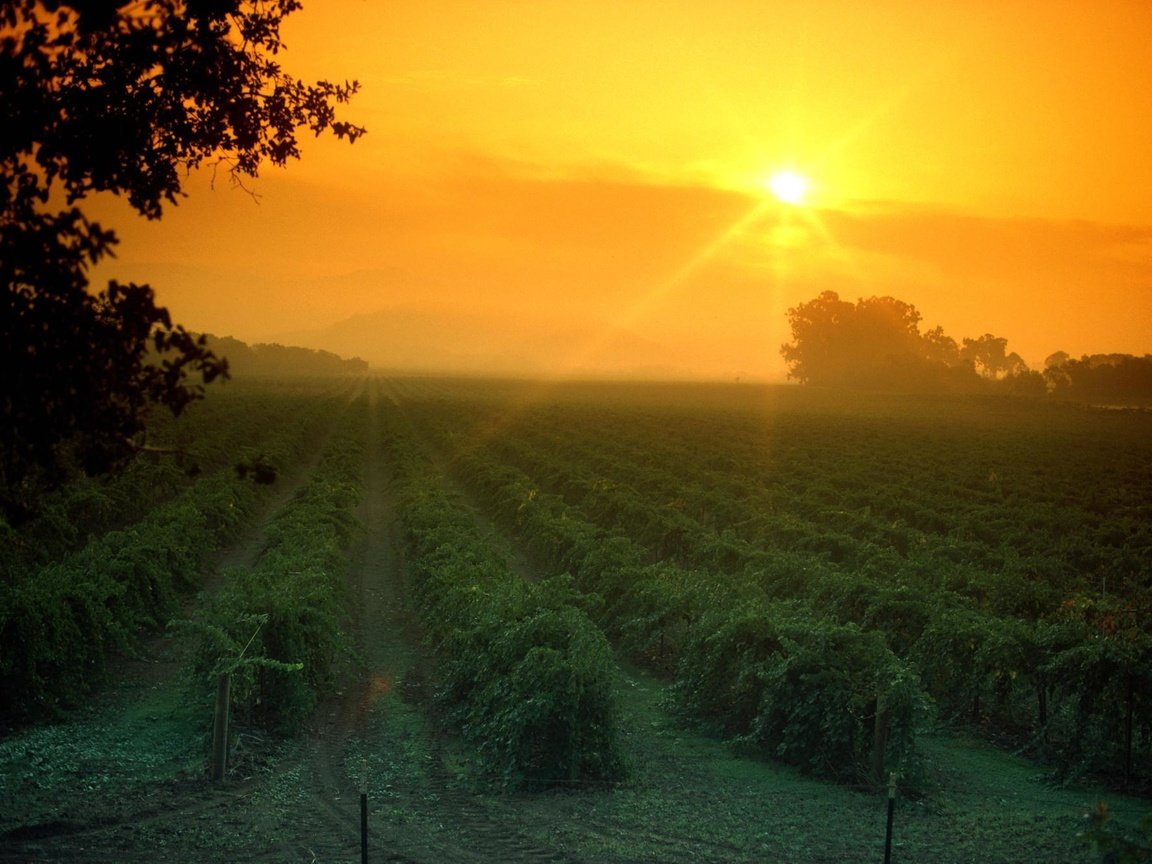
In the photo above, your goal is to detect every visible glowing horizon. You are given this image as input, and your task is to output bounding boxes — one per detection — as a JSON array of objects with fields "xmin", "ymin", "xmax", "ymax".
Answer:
[{"xmin": 86, "ymin": 0, "xmax": 1152, "ymax": 380}]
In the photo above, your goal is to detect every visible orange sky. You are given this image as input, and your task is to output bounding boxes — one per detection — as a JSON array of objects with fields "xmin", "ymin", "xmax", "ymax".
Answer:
[{"xmin": 90, "ymin": 0, "xmax": 1152, "ymax": 379}]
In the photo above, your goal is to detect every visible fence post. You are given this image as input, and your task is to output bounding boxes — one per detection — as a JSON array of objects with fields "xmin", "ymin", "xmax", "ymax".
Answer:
[
  {"xmin": 210, "ymin": 673, "xmax": 231, "ymax": 781},
  {"xmin": 360, "ymin": 756, "xmax": 369, "ymax": 864},
  {"xmin": 883, "ymin": 771, "xmax": 897, "ymax": 864},
  {"xmin": 871, "ymin": 695, "xmax": 890, "ymax": 784}
]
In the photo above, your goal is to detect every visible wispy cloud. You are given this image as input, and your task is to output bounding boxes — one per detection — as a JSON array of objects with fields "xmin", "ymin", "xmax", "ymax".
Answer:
[{"xmin": 822, "ymin": 203, "xmax": 1152, "ymax": 284}]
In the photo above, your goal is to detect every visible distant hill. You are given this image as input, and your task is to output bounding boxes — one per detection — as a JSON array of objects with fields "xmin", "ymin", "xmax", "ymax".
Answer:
[
  {"xmin": 279, "ymin": 306, "xmax": 701, "ymax": 380},
  {"xmin": 205, "ymin": 335, "xmax": 368, "ymax": 378}
]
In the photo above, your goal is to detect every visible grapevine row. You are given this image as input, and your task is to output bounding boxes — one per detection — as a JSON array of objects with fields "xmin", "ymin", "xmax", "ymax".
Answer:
[
  {"xmin": 425, "ymin": 429, "xmax": 923, "ymax": 787},
  {"xmin": 189, "ymin": 391, "xmax": 367, "ymax": 732},
  {"xmin": 0, "ymin": 381, "xmax": 351, "ymax": 722},
  {"xmin": 377, "ymin": 399, "xmax": 624, "ymax": 787},
  {"xmin": 402, "ymin": 387, "xmax": 1152, "ymax": 784}
]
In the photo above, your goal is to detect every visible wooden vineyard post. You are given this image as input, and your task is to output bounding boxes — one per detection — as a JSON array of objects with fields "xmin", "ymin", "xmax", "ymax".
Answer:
[
  {"xmin": 360, "ymin": 756, "xmax": 369, "ymax": 864},
  {"xmin": 871, "ymin": 694, "xmax": 890, "ymax": 786},
  {"xmin": 210, "ymin": 617, "xmax": 263, "ymax": 781},
  {"xmin": 883, "ymin": 772, "xmax": 897, "ymax": 864},
  {"xmin": 1125, "ymin": 672, "xmax": 1134, "ymax": 782},
  {"xmin": 210, "ymin": 673, "xmax": 231, "ymax": 781}
]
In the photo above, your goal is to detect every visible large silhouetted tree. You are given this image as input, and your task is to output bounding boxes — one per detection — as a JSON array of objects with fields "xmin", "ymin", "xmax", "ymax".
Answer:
[
  {"xmin": 1, "ymin": 0, "xmax": 363, "ymax": 521},
  {"xmin": 960, "ymin": 334, "xmax": 1027, "ymax": 380},
  {"xmin": 781, "ymin": 291, "xmax": 955, "ymax": 387},
  {"xmin": 779, "ymin": 291, "xmax": 1047, "ymax": 393},
  {"xmin": 922, "ymin": 325, "xmax": 961, "ymax": 366},
  {"xmin": 780, "ymin": 290, "xmax": 856, "ymax": 384}
]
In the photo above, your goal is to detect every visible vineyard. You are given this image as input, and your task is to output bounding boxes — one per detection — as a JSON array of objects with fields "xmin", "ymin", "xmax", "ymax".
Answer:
[{"xmin": 1, "ymin": 376, "xmax": 1150, "ymax": 862}]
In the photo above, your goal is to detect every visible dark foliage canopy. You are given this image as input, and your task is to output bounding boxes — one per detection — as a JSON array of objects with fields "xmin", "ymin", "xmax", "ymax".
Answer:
[
  {"xmin": 1, "ymin": 0, "xmax": 363, "ymax": 520},
  {"xmin": 780, "ymin": 291, "xmax": 955, "ymax": 387},
  {"xmin": 1045, "ymin": 353, "xmax": 1152, "ymax": 405},
  {"xmin": 780, "ymin": 290, "xmax": 1041, "ymax": 392},
  {"xmin": 204, "ymin": 335, "xmax": 369, "ymax": 377}
]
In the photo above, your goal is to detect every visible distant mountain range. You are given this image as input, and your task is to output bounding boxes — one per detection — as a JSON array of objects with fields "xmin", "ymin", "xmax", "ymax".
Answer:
[{"xmin": 278, "ymin": 306, "xmax": 698, "ymax": 379}]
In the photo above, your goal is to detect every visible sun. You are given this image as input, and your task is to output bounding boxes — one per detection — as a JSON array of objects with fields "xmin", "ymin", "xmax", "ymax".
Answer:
[{"xmin": 767, "ymin": 170, "xmax": 810, "ymax": 205}]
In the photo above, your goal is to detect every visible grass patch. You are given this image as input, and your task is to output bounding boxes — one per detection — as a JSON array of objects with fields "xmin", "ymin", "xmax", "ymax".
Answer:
[
  {"xmin": 0, "ymin": 650, "xmax": 205, "ymax": 833},
  {"xmin": 470, "ymin": 663, "xmax": 1149, "ymax": 864}
]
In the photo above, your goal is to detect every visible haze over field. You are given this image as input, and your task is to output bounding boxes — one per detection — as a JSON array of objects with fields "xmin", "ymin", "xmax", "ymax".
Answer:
[{"xmin": 90, "ymin": 0, "xmax": 1152, "ymax": 380}]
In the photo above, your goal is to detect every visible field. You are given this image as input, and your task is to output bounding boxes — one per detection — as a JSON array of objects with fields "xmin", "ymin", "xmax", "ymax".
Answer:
[{"xmin": 2, "ymin": 377, "xmax": 1150, "ymax": 863}]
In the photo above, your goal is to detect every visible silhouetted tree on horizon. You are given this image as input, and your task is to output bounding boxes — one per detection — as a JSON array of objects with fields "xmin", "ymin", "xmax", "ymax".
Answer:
[
  {"xmin": 781, "ymin": 290, "xmax": 979, "ymax": 389},
  {"xmin": 205, "ymin": 335, "xmax": 369, "ymax": 377},
  {"xmin": 960, "ymin": 334, "xmax": 1028, "ymax": 380},
  {"xmin": 1, "ymin": 0, "xmax": 364, "ymax": 522},
  {"xmin": 780, "ymin": 291, "xmax": 1047, "ymax": 394},
  {"xmin": 1044, "ymin": 352, "xmax": 1152, "ymax": 405}
]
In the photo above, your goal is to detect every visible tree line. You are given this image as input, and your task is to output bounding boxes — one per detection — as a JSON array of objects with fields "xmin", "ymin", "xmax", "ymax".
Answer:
[
  {"xmin": 204, "ymin": 336, "xmax": 368, "ymax": 378},
  {"xmin": 781, "ymin": 291, "xmax": 1152, "ymax": 404}
]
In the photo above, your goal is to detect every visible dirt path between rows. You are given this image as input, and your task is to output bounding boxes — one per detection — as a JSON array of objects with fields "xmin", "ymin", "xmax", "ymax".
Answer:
[
  {"xmin": 281, "ymin": 379, "xmax": 424, "ymax": 862},
  {"xmin": 284, "ymin": 380, "xmax": 584, "ymax": 864}
]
